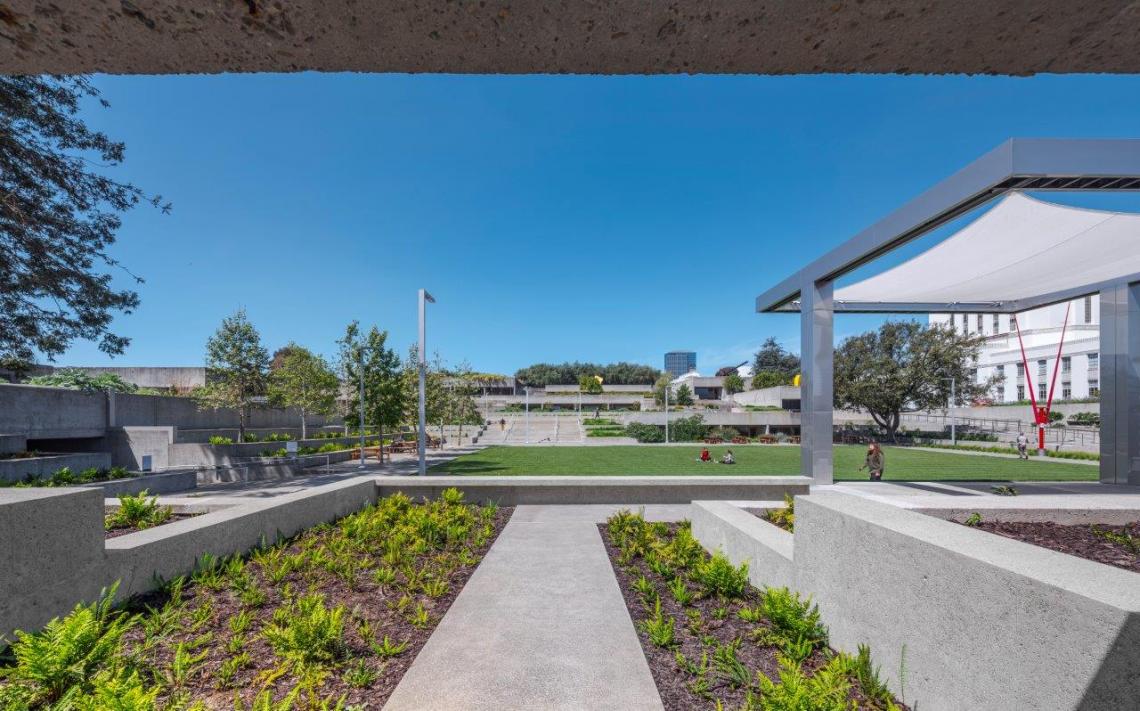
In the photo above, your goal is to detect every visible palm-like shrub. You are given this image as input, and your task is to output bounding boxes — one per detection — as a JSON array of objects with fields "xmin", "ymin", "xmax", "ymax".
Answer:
[
  {"xmin": 262, "ymin": 594, "xmax": 346, "ymax": 667},
  {"xmin": 693, "ymin": 552, "xmax": 749, "ymax": 599},
  {"xmin": 104, "ymin": 491, "xmax": 172, "ymax": 531}
]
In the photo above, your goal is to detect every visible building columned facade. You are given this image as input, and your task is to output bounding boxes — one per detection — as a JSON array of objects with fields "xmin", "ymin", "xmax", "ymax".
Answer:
[
  {"xmin": 930, "ymin": 295, "xmax": 1100, "ymax": 404},
  {"xmin": 664, "ymin": 351, "xmax": 697, "ymax": 378}
]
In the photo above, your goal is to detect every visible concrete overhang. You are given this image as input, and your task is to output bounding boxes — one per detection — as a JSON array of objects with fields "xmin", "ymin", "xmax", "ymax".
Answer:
[
  {"xmin": 755, "ymin": 138, "xmax": 1140, "ymax": 315},
  {"xmin": 1, "ymin": 2, "xmax": 1140, "ymax": 75}
]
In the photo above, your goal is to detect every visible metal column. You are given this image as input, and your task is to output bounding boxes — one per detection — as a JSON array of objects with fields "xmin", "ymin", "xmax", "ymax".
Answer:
[
  {"xmin": 800, "ymin": 278, "xmax": 834, "ymax": 485},
  {"xmin": 1100, "ymin": 282, "xmax": 1140, "ymax": 485}
]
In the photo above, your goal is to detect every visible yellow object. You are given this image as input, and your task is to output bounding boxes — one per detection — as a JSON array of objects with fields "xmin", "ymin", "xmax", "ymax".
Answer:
[
  {"xmin": 594, "ymin": 375, "xmax": 603, "ymax": 384},
  {"xmin": 793, "ymin": 373, "xmax": 801, "ymax": 387}
]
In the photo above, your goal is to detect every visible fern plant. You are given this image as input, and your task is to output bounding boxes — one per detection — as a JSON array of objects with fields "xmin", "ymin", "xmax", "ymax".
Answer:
[
  {"xmin": 640, "ymin": 598, "xmax": 676, "ymax": 648},
  {"xmin": 105, "ymin": 490, "xmax": 172, "ymax": 531},
  {"xmin": 262, "ymin": 594, "xmax": 346, "ymax": 668},
  {"xmin": 693, "ymin": 552, "xmax": 749, "ymax": 599}
]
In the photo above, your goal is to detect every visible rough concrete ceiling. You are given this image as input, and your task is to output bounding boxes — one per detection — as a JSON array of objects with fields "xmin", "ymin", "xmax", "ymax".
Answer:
[{"xmin": 1, "ymin": 1, "xmax": 1139, "ymax": 75}]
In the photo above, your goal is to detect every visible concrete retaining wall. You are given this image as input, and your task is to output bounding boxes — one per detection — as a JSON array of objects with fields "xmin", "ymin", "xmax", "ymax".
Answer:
[
  {"xmin": 691, "ymin": 492, "xmax": 1140, "ymax": 710},
  {"xmin": 377, "ymin": 475, "xmax": 811, "ymax": 505},
  {"xmin": 0, "ymin": 435, "xmax": 27, "ymax": 455},
  {"xmin": 87, "ymin": 470, "xmax": 198, "ymax": 497},
  {"xmin": 0, "ymin": 452, "xmax": 112, "ymax": 482},
  {"xmin": 690, "ymin": 500, "xmax": 795, "ymax": 591},
  {"xmin": 195, "ymin": 449, "xmax": 359, "ymax": 485},
  {"xmin": 105, "ymin": 427, "xmax": 174, "ymax": 470}
]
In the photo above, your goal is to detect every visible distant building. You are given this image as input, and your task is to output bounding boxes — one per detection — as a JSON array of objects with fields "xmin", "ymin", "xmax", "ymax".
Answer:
[
  {"xmin": 929, "ymin": 295, "xmax": 1100, "ymax": 404},
  {"xmin": 664, "ymin": 351, "xmax": 697, "ymax": 378}
]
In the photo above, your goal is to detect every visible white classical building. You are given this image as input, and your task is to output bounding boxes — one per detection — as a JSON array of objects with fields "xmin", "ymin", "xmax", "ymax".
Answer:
[{"xmin": 930, "ymin": 295, "xmax": 1100, "ymax": 404}]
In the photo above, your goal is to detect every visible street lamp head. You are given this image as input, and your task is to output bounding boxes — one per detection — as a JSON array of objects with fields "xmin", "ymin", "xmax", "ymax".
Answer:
[{"xmin": 422, "ymin": 290, "xmax": 436, "ymax": 304}]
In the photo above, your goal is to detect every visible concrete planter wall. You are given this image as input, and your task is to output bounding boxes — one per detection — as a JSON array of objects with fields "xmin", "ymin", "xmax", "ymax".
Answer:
[
  {"xmin": 168, "ymin": 437, "xmax": 358, "ymax": 467},
  {"xmin": 1, "ymin": 477, "xmax": 379, "ymax": 641},
  {"xmin": 691, "ymin": 492, "xmax": 1140, "ymax": 711},
  {"xmin": 690, "ymin": 500, "xmax": 795, "ymax": 591},
  {"xmin": 0, "ymin": 452, "xmax": 112, "ymax": 483}
]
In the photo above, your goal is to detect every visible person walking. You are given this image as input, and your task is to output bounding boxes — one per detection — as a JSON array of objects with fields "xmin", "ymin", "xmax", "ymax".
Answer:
[
  {"xmin": 1015, "ymin": 431, "xmax": 1029, "ymax": 460},
  {"xmin": 859, "ymin": 441, "xmax": 885, "ymax": 481},
  {"xmin": 499, "ymin": 418, "xmax": 506, "ymax": 431}
]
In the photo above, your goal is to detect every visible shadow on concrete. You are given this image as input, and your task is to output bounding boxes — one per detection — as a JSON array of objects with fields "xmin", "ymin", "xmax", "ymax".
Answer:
[{"xmin": 1078, "ymin": 612, "xmax": 1140, "ymax": 709}]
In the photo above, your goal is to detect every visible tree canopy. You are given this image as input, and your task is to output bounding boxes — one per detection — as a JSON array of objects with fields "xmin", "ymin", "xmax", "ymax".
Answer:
[
  {"xmin": 515, "ymin": 361, "xmax": 660, "ymax": 386},
  {"xmin": 25, "ymin": 368, "xmax": 138, "ymax": 393},
  {"xmin": 338, "ymin": 322, "xmax": 405, "ymax": 458},
  {"xmin": 0, "ymin": 76, "xmax": 168, "ymax": 365},
  {"xmin": 194, "ymin": 309, "xmax": 269, "ymax": 441},
  {"xmin": 268, "ymin": 344, "xmax": 339, "ymax": 439},
  {"xmin": 751, "ymin": 337, "xmax": 800, "ymax": 389},
  {"xmin": 833, "ymin": 321, "xmax": 994, "ymax": 438}
]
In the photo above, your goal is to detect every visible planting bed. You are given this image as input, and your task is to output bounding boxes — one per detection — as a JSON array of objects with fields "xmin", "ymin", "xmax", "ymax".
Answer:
[
  {"xmin": 961, "ymin": 519, "xmax": 1140, "ymax": 574},
  {"xmin": 0, "ymin": 490, "xmax": 512, "ymax": 709},
  {"xmin": 601, "ymin": 511, "xmax": 905, "ymax": 711}
]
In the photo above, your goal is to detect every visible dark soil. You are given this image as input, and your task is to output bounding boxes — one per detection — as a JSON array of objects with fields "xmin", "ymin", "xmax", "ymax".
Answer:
[
  {"xmin": 120, "ymin": 505, "xmax": 513, "ymax": 709},
  {"xmin": 104, "ymin": 513, "xmax": 203, "ymax": 538},
  {"xmin": 963, "ymin": 520, "xmax": 1140, "ymax": 574},
  {"xmin": 599, "ymin": 523, "xmax": 902, "ymax": 711}
]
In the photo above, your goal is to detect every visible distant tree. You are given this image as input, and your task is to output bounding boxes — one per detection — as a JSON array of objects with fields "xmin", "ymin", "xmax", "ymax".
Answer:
[
  {"xmin": 752, "ymin": 338, "xmax": 800, "ymax": 380},
  {"xmin": 674, "ymin": 383, "xmax": 694, "ymax": 407},
  {"xmin": 268, "ymin": 344, "xmax": 339, "ymax": 439},
  {"xmin": 25, "ymin": 368, "xmax": 138, "ymax": 393},
  {"xmin": 194, "ymin": 309, "xmax": 269, "ymax": 442},
  {"xmin": 751, "ymin": 370, "xmax": 793, "ymax": 390},
  {"xmin": 515, "ymin": 361, "xmax": 659, "ymax": 386},
  {"xmin": 446, "ymin": 362, "xmax": 485, "ymax": 445},
  {"xmin": 0, "ymin": 76, "xmax": 169, "ymax": 366},
  {"xmin": 578, "ymin": 374, "xmax": 603, "ymax": 394},
  {"xmin": 833, "ymin": 321, "xmax": 994, "ymax": 441},
  {"xmin": 338, "ymin": 322, "xmax": 404, "ymax": 461},
  {"xmin": 723, "ymin": 373, "xmax": 744, "ymax": 395},
  {"xmin": 653, "ymin": 374, "xmax": 674, "ymax": 407}
]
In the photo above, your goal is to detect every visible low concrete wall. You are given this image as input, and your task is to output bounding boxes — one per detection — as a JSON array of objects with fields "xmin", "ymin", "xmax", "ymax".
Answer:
[
  {"xmin": 691, "ymin": 492, "xmax": 1140, "ymax": 710},
  {"xmin": 0, "ymin": 452, "xmax": 112, "ymax": 483},
  {"xmin": 0, "ymin": 384, "xmax": 107, "ymax": 439},
  {"xmin": 195, "ymin": 450, "xmax": 359, "ymax": 485},
  {"xmin": 1, "ymin": 476, "xmax": 379, "ymax": 641},
  {"xmin": 690, "ymin": 500, "xmax": 795, "ymax": 591},
  {"xmin": 106, "ymin": 477, "xmax": 378, "ymax": 598},
  {"xmin": 174, "ymin": 426, "xmax": 345, "ymax": 443},
  {"xmin": 168, "ymin": 437, "xmax": 357, "ymax": 467},
  {"xmin": 0, "ymin": 488, "xmax": 107, "ymax": 642},
  {"xmin": 87, "ymin": 470, "xmax": 198, "ymax": 497},
  {"xmin": 377, "ymin": 475, "xmax": 811, "ymax": 505}
]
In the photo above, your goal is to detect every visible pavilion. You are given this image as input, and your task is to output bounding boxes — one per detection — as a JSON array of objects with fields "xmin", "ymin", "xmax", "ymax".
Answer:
[{"xmin": 756, "ymin": 138, "xmax": 1140, "ymax": 486}]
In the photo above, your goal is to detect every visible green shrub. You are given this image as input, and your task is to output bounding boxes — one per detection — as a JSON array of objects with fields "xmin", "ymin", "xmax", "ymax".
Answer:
[
  {"xmin": 759, "ymin": 587, "xmax": 827, "ymax": 648},
  {"xmin": 262, "ymin": 593, "xmax": 346, "ymax": 668},
  {"xmin": 0, "ymin": 584, "xmax": 136, "ymax": 704},
  {"xmin": 764, "ymin": 494, "xmax": 796, "ymax": 533},
  {"xmin": 105, "ymin": 490, "xmax": 172, "ymax": 531},
  {"xmin": 207, "ymin": 435, "xmax": 234, "ymax": 446},
  {"xmin": 693, "ymin": 552, "xmax": 749, "ymax": 599},
  {"xmin": 1067, "ymin": 411, "xmax": 1100, "ymax": 427},
  {"xmin": 583, "ymin": 418, "xmax": 618, "ymax": 426},
  {"xmin": 625, "ymin": 422, "xmax": 665, "ymax": 443},
  {"xmin": 670, "ymin": 415, "xmax": 709, "ymax": 442}
]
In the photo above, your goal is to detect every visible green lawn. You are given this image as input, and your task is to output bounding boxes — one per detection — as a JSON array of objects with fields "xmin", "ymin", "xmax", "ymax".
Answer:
[{"xmin": 430, "ymin": 445, "xmax": 1097, "ymax": 481}]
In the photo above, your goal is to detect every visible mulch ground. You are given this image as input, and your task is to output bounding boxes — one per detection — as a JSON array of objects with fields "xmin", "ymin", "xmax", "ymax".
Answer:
[
  {"xmin": 105, "ymin": 513, "xmax": 203, "ymax": 538},
  {"xmin": 965, "ymin": 520, "xmax": 1140, "ymax": 574},
  {"xmin": 743, "ymin": 508, "xmax": 793, "ymax": 533},
  {"xmin": 121, "ymin": 505, "xmax": 513, "ymax": 708},
  {"xmin": 599, "ymin": 523, "xmax": 901, "ymax": 711}
]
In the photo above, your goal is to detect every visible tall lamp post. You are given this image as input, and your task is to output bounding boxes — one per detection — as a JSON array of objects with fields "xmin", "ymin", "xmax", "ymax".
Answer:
[
  {"xmin": 417, "ymin": 289, "xmax": 436, "ymax": 477},
  {"xmin": 944, "ymin": 376, "xmax": 957, "ymax": 447},
  {"xmin": 524, "ymin": 387, "xmax": 531, "ymax": 444},
  {"xmin": 664, "ymin": 382, "xmax": 670, "ymax": 444},
  {"xmin": 358, "ymin": 350, "xmax": 366, "ymax": 469}
]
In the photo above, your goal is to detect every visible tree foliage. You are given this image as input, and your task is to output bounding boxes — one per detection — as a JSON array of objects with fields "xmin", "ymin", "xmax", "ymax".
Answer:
[
  {"xmin": 578, "ymin": 374, "xmax": 603, "ymax": 394},
  {"xmin": 515, "ymin": 361, "xmax": 659, "ymax": 386},
  {"xmin": 268, "ymin": 344, "xmax": 339, "ymax": 439},
  {"xmin": 25, "ymin": 368, "xmax": 138, "ymax": 393},
  {"xmin": 653, "ymin": 374, "xmax": 673, "ymax": 407},
  {"xmin": 723, "ymin": 373, "xmax": 744, "ymax": 395},
  {"xmin": 833, "ymin": 321, "xmax": 994, "ymax": 438},
  {"xmin": 751, "ymin": 370, "xmax": 794, "ymax": 390},
  {"xmin": 674, "ymin": 383, "xmax": 694, "ymax": 406},
  {"xmin": 752, "ymin": 337, "xmax": 800, "ymax": 377},
  {"xmin": 0, "ymin": 76, "xmax": 168, "ymax": 364},
  {"xmin": 194, "ymin": 309, "xmax": 269, "ymax": 441},
  {"xmin": 338, "ymin": 323, "xmax": 404, "ymax": 459}
]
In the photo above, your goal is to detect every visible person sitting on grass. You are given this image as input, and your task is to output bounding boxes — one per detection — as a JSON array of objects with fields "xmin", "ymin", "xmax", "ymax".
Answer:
[
  {"xmin": 698, "ymin": 447, "xmax": 711, "ymax": 463},
  {"xmin": 720, "ymin": 449, "xmax": 736, "ymax": 465}
]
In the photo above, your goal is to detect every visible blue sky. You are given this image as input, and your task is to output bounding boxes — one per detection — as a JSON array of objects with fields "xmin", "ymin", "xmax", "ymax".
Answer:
[{"xmin": 58, "ymin": 72, "xmax": 1140, "ymax": 375}]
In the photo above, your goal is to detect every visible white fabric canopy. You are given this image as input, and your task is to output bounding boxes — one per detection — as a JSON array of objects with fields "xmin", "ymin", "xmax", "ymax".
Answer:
[{"xmin": 834, "ymin": 192, "xmax": 1140, "ymax": 307}]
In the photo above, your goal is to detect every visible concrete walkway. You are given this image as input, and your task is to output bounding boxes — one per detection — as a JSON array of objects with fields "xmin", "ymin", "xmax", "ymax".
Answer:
[{"xmin": 382, "ymin": 504, "xmax": 688, "ymax": 711}]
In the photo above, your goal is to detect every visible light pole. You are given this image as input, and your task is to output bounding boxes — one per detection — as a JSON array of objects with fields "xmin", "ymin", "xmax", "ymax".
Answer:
[
  {"xmin": 358, "ymin": 350, "xmax": 366, "ymax": 469},
  {"xmin": 417, "ymin": 289, "xmax": 435, "ymax": 477},
  {"xmin": 944, "ymin": 376, "xmax": 957, "ymax": 447},
  {"xmin": 664, "ymin": 383, "xmax": 670, "ymax": 444},
  {"xmin": 525, "ymin": 387, "xmax": 531, "ymax": 444}
]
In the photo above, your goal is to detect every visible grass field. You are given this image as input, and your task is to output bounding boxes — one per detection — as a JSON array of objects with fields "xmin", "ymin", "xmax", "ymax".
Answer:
[{"xmin": 430, "ymin": 445, "xmax": 1098, "ymax": 481}]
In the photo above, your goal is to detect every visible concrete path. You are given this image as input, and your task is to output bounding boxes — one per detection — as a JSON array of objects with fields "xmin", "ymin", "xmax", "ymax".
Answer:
[
  {"xmin": 382, "ymin": 504, "xmax": 688, "ymax": 711},
  {"xmin": 908, "ymin": 445, "xmax": 1098, "ymax": 465},
  {"xmin": 829, "ymin": 480, "xmax": 1140, "ymax": 511}
]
